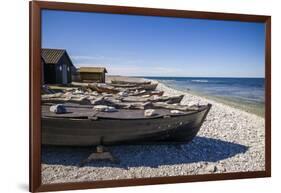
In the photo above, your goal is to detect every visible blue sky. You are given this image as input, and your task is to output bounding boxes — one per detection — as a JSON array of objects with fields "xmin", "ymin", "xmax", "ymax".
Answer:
[{"xmin": 42, "ymin": 10, "xmax": 265, "ymax": 78}]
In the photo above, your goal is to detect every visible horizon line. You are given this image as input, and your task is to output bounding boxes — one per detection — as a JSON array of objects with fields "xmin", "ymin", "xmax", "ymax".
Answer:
[{"xmin": 107, "ymin": 75, "xmax": 265, "ymax": 79}]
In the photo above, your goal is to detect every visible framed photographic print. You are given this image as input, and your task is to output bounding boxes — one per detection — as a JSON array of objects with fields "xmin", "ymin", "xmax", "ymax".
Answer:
[{"xmin": 30, "ymin": 1, "xmax": 271, "ymax": 192}]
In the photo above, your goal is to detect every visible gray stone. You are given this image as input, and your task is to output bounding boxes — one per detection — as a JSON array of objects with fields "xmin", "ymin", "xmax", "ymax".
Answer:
[
  {"xmin": 216, "ymin": 165, "xmax": 226, "ymax": 172},
  {"xmin": 144, "ymin": 109, "xmax": 157, "ymax": 117},
  {"xmin": 205, "ymin": 164, "xmax": 217, "ymax": 172},
  {"xmin": 49, "ymin": 104, "xmax": 67, "ymax": 114}
]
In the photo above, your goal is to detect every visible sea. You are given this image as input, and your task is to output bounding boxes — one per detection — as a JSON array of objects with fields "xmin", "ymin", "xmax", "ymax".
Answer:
[{"xmin": 143, "ymin": 77, "xmax": 265, "ymax": 117}]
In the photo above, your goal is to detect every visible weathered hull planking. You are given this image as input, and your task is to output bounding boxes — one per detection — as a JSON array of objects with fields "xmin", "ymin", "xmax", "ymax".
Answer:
[{"xmin": 41, "ymin": 104, "xmax": 211, "ymax": 146}]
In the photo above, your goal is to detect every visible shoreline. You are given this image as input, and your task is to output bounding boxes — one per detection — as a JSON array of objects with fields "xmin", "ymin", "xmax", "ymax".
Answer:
[
  {"xmin": 143, "ymin": 78, "xmax": 264, "ymax": 118},
  {"xmin": 154, "ymin": 80, "xmax": 264, "ymax": 118},
  {"xmin": 42, "ymin": 75, "xmax": 265, "ymax": 184}
]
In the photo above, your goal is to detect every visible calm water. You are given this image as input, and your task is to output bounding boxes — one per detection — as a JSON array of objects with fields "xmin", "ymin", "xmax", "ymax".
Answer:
[{"xmin": 144, "ymin": 77, "xmax": 265, "ymax": 117}]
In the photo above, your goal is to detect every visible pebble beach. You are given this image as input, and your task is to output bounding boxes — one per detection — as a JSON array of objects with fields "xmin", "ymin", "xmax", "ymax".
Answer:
[{"xmin": 41, "ymin": 77, "xmax": 265, "ymax": 184}]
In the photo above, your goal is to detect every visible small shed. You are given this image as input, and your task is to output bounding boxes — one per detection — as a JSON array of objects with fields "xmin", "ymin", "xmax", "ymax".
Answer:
[
  {"xmin": 41, "ymin": 48, "xmax": 75, "ymax": 84},
  {"xmin": 78, "ymin": 67, "xmax": 108, "ymax": 83}
]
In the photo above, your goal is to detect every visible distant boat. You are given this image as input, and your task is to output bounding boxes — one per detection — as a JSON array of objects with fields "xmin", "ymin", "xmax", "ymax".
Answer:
[
  {"xmin": 71, "ymin": 82, "xmax": 158, "ymax": 93},
  {"xmin": 109, "ymin": 83, "xmax": 158, "ymax": 91},
  {"xmin": 136, "ymin": 83, "xmax": 158, "ymax": 91},
  {"xmin": 110, "ymin": 80, "xmax": 158, "ymax": 91},
  {"xmin": 41, "ymin": 104, "xmax": 211, "ymax": 146},
  {"xmin": 111, "ymin": 80, "xmax": 151, "ymax": 85},
  {"xmin": 121, "ymin": 95, "xmax": 184, "ymax": 104}
]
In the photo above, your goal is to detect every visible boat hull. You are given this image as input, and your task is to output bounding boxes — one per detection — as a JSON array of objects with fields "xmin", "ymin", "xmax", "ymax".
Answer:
[{"xmin": 42, "ymin": 104, "xmax": 211, "ymax": 146}]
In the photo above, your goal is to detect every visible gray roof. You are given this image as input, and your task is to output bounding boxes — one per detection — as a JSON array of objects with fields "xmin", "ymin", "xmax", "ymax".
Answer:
[
  {"xmin": 41, "ymin": 48, "xmax": 66, "ymax": 64},
  {"xmin": 78, "ymin": 67, "xmax": 108, "ymax": 73}
]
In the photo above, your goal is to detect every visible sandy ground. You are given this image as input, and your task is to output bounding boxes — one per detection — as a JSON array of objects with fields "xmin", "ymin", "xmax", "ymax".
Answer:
[{"xmin": 41, "ymin": 77, "xmax": 265, "ymax": 184}]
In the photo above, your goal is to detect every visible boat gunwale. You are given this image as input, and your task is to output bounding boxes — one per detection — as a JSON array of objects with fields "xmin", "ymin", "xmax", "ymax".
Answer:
[{"xmin": 41, "ymin": 104, "xmax": 211, "ymax": 121}]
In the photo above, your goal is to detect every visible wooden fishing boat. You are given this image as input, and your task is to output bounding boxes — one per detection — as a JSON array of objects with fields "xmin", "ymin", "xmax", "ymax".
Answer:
[
  {"xmin": 109, "ymin": 83, "xmax": 140, "ymax": 88},
  {"xmin": 110, "ymin": 83, "xmax": 158, "ymax": 91},
  {"xmin": 41, "ymin": 104, "xmax": 211, "ymax": 146},
  {"xmin": 71, "ymin": 82, "xmax": 122, "ymax": 94},
  {"xmin": 126, "ymin": 83, "xmax": 158, "ymax": 91},
  {"xmin": 111, "ymin": 80, "xmax": 151, "ymax": 85},
  {"xmin": 120, "ymin": 95, "xmax": 184, "ymax": 104},
  {"xmin": 130, "ymin": 90, "xmax": 164, "ymax": 97},
  {"xmin": 41, "ymin": 93, "xmax": 183, "ymax": 107}
]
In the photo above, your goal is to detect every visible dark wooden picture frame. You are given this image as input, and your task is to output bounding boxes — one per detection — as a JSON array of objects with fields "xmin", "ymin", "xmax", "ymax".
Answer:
[{"xmin": 30, "ymin": 1, "xmax": 271, "ymax": 192}]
